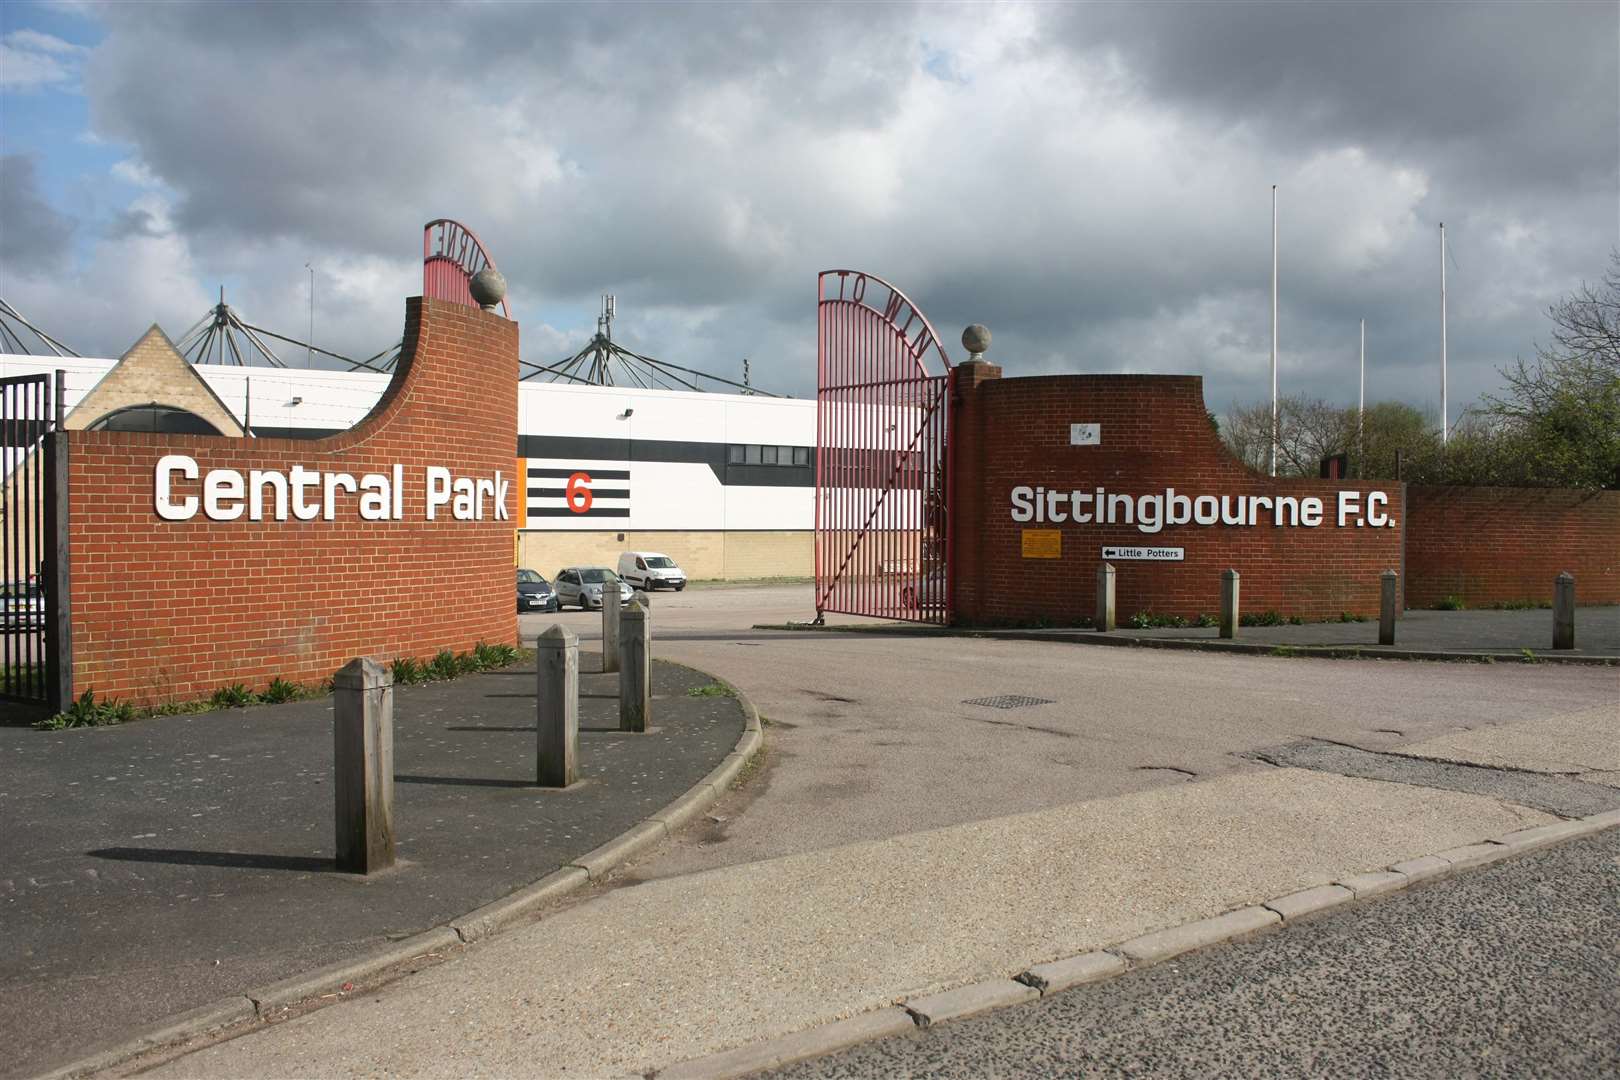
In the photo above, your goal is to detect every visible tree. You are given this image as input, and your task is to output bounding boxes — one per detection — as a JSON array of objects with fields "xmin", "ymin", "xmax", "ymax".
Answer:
[{"xmin": 1483, "ymin": 250, "xmax": 1620, "ymax": 488}]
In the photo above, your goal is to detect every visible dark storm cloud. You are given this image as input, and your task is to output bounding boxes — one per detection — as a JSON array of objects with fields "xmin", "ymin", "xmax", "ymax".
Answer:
[
  {"xmin": 0, "ymin": 153, "xmax": 74, "ymax": 268},
  {"xmin": 1054, "ymin": 1, "xmax": 1618, "ymax": 191}
]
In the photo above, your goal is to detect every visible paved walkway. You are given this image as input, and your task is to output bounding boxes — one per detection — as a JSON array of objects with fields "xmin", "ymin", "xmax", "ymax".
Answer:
[
  {"xmin": 1125, "ymin": 605, "xmax": 1620, "ymax": 657},
  {"xmin": 759, "ymin": 605, "xmax": 1620, "ymax": 660},
  {"xmin": 19, "ymin": 587, "xmax": 1620, "ymax": 1078},
  {"xmin": 771, "ymin": 828, "xmax": 1620, "ymax": 1078},
  {"xmin": 147, "ymin": 758, "xmax": 1597, "ymax": 1078},
  {"xmin": 0, "ymin": 655, "xmax": 744, "ymax": 1080}
]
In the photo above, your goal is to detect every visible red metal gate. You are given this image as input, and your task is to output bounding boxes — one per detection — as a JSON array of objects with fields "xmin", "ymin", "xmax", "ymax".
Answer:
[
  {"xmin": 815, "ymin": 270, "xmax": 953, "ymax": 624},
  {"xmin": 422, "ymin": 219, "xmax": 509, "ymax": 317}
]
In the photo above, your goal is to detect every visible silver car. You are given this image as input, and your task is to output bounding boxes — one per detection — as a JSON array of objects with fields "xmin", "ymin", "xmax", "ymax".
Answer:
[
  {"xmin": 2, "ymin": 581, "xmax": 44, "ymax": 631},
  {"xmin": 553, "ymin": 567, "xmax": 634, "ymax": 610}
]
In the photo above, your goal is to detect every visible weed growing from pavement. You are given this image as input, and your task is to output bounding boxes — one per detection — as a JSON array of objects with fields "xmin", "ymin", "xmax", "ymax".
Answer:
[
  {"xmin": 1128, "ymin": 611, "xmax": 1190, "ymax": 629},
  {"xmin": 730, "ymin": 746, "xmax": 765, "ymax": 789},
  {"xmin": 688, "ymin": 681, "xmax": 737, "ymax": 698},
  {"xmin": 1435, "ymin": 595, "xmax": 1468, "ymax": 611},
  {"xmin": 1270, "ymin": 645, "xmax": 1299, "ymax": 657},
  {"xmin": 34, "ymin": 641, "xmax": 531, "ymax": 730},
  {"xmin": 1520, "ymin": 648, "xmax": 1541, "ymax": 663},
  {"xmin": 34, "ymin": 689, "xmax": 136, "ymax": 729},
  {"xmin": 210, "ymin": 683, "xmax": 255, "ymax": 709},
  {"xmin": 261, "ymin": 677, "xmax": 301, "ymax": 704}
]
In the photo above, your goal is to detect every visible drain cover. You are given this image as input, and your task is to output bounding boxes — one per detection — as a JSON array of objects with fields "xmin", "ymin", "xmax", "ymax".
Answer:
[{"xmin": 962, "ymin": 695, "xmax": 1055, "ymax": 710}]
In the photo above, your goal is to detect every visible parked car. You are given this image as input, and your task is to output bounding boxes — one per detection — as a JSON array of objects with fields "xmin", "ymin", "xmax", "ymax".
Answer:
[
  {"xmin": 517, "ymin": 568, "xmax": 559, "ymax": 613},
  {"xmin": 553, "ymin": 566, "xmax": 634, "ymax": 610},
  {"xmin": 899, "ymin": 568, "xmax": 945, "ymax": 611},
  {"xmin": 1, "ymin": 581, "xmax": 44, "ymax": 631},
  {"xmin": 617, "ymin": 551, "xmax": 687, "ymax": 592}
]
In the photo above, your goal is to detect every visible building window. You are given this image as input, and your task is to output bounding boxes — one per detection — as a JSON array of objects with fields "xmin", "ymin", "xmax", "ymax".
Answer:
[
  {"xmin": 728, "ymin": 443, "xmax": 813, "ymax": 467},
  {"xmin": 88, "ymin": 405, "xmax": 224, "ymax": 436}
]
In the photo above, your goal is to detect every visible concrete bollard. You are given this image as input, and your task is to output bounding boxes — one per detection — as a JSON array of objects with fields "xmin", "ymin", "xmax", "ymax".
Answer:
[
  {"xmin": 1553, "ymin": 572, "xmax": 1575, "ymax": 650},
  {"xmin": 536, "ymin": 625, "xmax": 579, "ymax": 787},
  {"xmin": 601, "ymin": 575, "xmax": 621, "ymax": 673},
  {"xmin": 1379, "ymin": 569, "xmax": 1399, "ymax": 646},
  {"xmin": 1220, "ymin": 569, "xmax": 1240, "ymax": 639},
  {"xmin": 620, "ymin": 599, "xmax": 650, "ymax": 733},
  {"xmin": 1095, "ymin": 563, "xmax": 1116, "ymax": 632},
  {"xmin": 333, "ymin": 657, "xmax": 395, "ymax": 874}
]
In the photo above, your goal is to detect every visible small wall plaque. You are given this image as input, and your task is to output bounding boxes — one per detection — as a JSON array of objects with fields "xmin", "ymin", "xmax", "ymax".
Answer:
[
  {"xmin": 1070, "ymin": 423, "xmax": 1100, "ymax": 446},
  {"xmin": 1023, "ymin": 529, "xmax": 1062, "ymax": 559}
]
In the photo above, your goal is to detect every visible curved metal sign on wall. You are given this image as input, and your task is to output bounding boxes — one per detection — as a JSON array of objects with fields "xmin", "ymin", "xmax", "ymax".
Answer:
[
  {"xmin": 815, "ymin": 270, "xmax": 952, "ymax": 625},
  {"xmin": 422, "ymin": 219, "xmax": 510, "ymax": 317}
]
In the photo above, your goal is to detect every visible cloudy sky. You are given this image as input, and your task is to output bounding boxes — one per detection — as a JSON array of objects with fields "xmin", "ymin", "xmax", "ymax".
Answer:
[{"xmin": 1, "ymin": 0, "xmax": 1615, "ymax": 421}]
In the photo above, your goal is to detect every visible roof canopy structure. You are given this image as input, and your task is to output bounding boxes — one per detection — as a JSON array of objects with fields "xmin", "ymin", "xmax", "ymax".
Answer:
[
  {"xmin": 0, "ymin": 298, "xmax": 79, "ymax": 358},
  {"xmin": 177, "ymin": 288, "xmax": 396, "ymax": 374},
  {"xmin": 519, "ymin": 295, "xmax": 779, "ymax": 396},
  {"xmin": 4, "ymin": 220, "xmax": 783, "ymax": 396}
]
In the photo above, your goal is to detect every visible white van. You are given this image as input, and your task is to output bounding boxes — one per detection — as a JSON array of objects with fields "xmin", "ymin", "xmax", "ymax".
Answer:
[{"xmin": 618, "ymin": 551, "xmax": 688, "ymax": 592}]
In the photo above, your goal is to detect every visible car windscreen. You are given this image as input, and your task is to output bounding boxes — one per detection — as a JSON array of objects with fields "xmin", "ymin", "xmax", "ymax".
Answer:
[
  {"xmin": 645, "ymin": 557, "xmax": 676, "ymax": 569},
  {"xmin": 581, "ymin": 569, "xmax": 614, "ymax": 584},
  {"xmin": 517, "ymin": 569, "xmax": 543, "ymax": 584}
]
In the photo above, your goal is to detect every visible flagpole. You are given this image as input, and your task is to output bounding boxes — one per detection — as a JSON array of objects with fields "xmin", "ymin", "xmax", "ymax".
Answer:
[
  {"xmin": 1270, "ymin": 184, "xmax": 1278, "ymax": 477},
  {"xmin": 1358, "ymin": 317, "xmax": 1365, "ymax": 474},
  {"xmin": 1439, "ymin": 223, "xmax": 1448, "ymax": 445}
]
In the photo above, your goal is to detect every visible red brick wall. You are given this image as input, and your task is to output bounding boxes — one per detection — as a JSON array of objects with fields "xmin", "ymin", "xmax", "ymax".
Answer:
[
  {"xmin": 949, "ymin": 369, "xmax": 1404, "ymax": 625},
  {"xmin": 65, "ymin": 298, "xmax": 519, "ymax": 704},
  {"xmin": 1405, "ymin": 486, "xmax": 1620, "ymax": 609}
]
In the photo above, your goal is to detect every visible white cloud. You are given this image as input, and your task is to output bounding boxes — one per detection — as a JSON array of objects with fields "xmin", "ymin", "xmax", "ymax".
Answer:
[
  {"xmin": 0, "ymin": 0, "xmax": 1609, "ymax": 419},
  {"xmin": 0, "ymin": 29, "xmax": 88, "ymax": 91}
]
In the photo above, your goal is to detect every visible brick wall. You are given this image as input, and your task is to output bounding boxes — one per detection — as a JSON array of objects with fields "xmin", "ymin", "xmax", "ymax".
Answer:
[
  {"xmin": 1405, "ymin": 486, "xmax": 1619, "ymax": 609},
  {"xmin": 949, "ymin": 368, "xmax": 1403, "ymax": 625},
  {"xmin": 65, "ymin": 298, "xmax": 518, "ymax": 704}
]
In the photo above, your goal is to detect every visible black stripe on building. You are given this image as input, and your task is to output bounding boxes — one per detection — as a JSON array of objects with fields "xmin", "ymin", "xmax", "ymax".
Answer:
[{"xmin": 254, "ymin": 429, "xmax": 816, "ymax": 488}]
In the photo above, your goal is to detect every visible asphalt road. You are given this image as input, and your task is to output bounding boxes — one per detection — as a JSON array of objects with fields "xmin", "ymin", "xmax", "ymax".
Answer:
[
  {"xmin": 522, "ymin": 585, "xmax": 1620, "ymax": 881},
  {"xmin": 771, "ymin": 827, "xmax": 1620, "ymax": 1079}
]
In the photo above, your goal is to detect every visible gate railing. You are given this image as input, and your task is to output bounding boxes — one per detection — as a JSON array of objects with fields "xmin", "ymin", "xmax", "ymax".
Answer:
[
  {"xmin": 815, "ymin": 271, "xmax": 952, "ymax": 625},
  {"xmin": 2, "ymin": 371, "xmax": 67, "ymax": 714}
]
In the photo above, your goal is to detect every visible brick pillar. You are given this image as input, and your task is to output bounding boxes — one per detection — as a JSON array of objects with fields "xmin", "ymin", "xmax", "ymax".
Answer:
[{"xmin": 949, "ymin": 360, "xmax": 1002, "ymax": 626}]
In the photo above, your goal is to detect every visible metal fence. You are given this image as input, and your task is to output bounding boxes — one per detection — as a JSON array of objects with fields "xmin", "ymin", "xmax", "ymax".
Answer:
[{"xmin": 2, "ymin": 371, "xmax": 65, "ymax": 714}]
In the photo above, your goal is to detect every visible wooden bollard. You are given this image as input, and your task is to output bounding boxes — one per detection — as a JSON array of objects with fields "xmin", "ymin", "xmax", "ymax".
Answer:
[
  {"xmin": 1220, "ymin": 569, "xmax": 1240, "ymax": 639},
  {"xmin": 536, "ymin": 625, "xmax": 579, "ymax": 787},
  {"xmin": 1095, "ymin": 563, "xmax": 1116, "ymax": 632},
  {"xmin": 1553, "ymin": 572, "xmax": 1575, "ymax": 650},
  {"xmin": 601, "ymin": 575, "xmax": 621, "ymax": 673},
  {"xmin": 620, "ymin": 599, "xmax": 650, "ymax": 733},
  {"xmin": 333, "ymin": 657, "xmax": 395, "ymax": 875},
  {"xmin": 1379, "ymin": 569, "xmax": 1399, "ymax": 646}
]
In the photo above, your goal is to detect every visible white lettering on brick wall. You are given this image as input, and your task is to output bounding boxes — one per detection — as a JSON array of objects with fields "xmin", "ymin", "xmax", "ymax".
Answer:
[
  {"xmin": 1009, "ymin": 485, "xmax": 1395, "ymax": 532},
  {"xmin": 154, "ymin": 455, "xmax": 510, "ymax": 523}
]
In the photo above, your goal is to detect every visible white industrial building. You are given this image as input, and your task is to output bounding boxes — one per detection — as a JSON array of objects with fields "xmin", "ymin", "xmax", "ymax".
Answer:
[{"xmin": 0, "ymin": 351, "xmax": 820, "ymax": 581}]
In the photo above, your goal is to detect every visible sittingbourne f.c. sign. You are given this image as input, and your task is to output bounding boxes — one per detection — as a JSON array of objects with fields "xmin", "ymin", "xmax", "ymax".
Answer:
[
  {"xmin": 153, "ymin": 454, "xmax": 510, "ymax": 522},
  {"xmin": 1010, "ymin": 485, "xmax": 1395, "ymax": 532}
]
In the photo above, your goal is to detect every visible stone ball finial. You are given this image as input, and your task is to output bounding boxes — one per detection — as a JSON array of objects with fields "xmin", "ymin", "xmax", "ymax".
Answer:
[
  {"xmin": 469, "ymin": 267, "xmax": 508, "ymax": 312},
  {"xmin": 961, "ymin": 323, "xmax": 991, "ymax": 363}
]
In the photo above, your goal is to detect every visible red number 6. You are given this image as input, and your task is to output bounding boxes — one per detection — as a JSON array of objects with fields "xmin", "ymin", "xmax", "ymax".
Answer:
[{"xmin": 565, "ymin": 471, "xmax": 593, "ymax": 513}]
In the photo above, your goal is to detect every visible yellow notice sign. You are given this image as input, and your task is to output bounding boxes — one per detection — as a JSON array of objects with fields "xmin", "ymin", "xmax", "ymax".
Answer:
[{"xmin": 1022, "ymin": 529, "xmax": 1062, "ymax": 559}]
